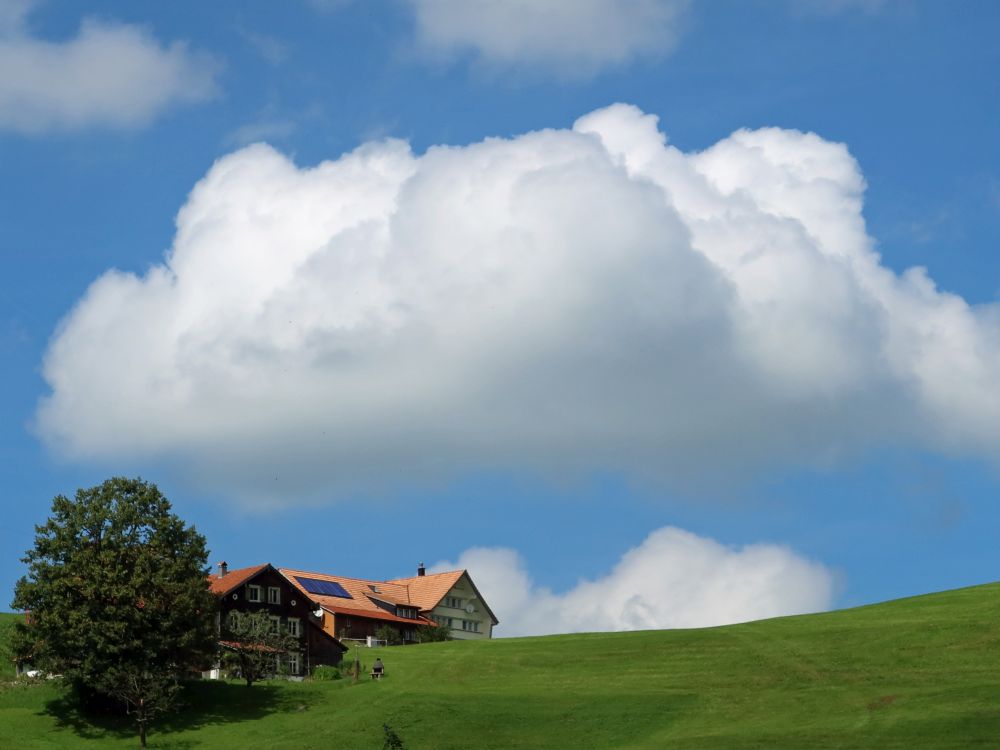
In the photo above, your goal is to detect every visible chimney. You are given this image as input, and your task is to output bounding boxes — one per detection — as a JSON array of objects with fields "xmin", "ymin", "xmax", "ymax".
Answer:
[
  {"xmin": 217, "ymin": 561, "xmax": 228, "ymax": 577},
  {"xmin": 417, "ymin": 562, "xmax": 425, "ymax": 577}
]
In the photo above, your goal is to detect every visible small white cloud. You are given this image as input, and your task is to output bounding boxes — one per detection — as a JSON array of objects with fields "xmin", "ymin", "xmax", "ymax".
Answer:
[
  {"xmin": 224, "ymin": 101, "xmax": 326, "ymax": 149},
  {"xmin": 237, "ymin": 25, "xmax": 288, "ymax": 66},
  {"xmin": 407, "ymin": 0, "xmax": 690, "ymax": 75},
  {"xmin": 35, "ymin": 104, "xmax": 1000, "ymax": 503},
  {"xmin": 225, "ymin": 118, "xmax": 297, "ymax": 147},
  {"xmin": 432, "ymin": 527, "xmax": 834, "ymax": 636},
  {"xmin": 0, "ymin": 4, "xmax": 219, "ymax": 134}
]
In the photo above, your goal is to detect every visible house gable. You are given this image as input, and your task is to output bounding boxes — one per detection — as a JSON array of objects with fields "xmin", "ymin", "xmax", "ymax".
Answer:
[
  {"xmin": 388, "ymin": 570, "xmax": 499, "ymax": 625},
  {"xmin": 208, "ymin": 563, "xmax": 269, "ymax": 598},
  {"xmin": 209, "ymin": 563, "xmax": 346, "ymax": 674}
]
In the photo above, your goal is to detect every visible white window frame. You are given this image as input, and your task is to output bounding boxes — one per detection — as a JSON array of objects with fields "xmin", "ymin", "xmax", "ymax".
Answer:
[
  {"xmin": 287, "ymin": 652, "xmax": 300, "ymax": 675},
  {"xmin": 462, "ymin": 619, "xmax": 480, "ymax": 632},
  {"xmin": 287, "ymin": 617, "xmax": 300, "ymax": 637},
  {"xmin": 269, "ymin": 615, "xmax": 281, "ymax": 635},
  {"xmin": 267, "ymin": 586, "xmax": 281, "ymax": 605},
  {"xmin": 445, "ymin": 596, "xmax": 462, "ymax": 609},
  {"xmin": 247, "ymin": 585, "xmax": 262, "ymax": 603}
]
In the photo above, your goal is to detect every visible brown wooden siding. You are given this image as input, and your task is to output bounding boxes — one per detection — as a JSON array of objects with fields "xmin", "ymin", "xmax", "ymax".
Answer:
[{"xmin": 217, "ymin": 567, "xmax": 344, "ymax": 671}]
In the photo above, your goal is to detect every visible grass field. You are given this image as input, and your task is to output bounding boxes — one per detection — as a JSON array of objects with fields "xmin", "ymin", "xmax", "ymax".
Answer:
[{"xmin": 2, "ymin": 582, "xmax": 1000, "ymax": 749}]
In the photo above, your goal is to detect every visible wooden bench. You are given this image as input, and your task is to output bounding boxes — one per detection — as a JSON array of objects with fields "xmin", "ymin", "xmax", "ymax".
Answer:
[{"xmin": 370, "ymin": 669, "xmax": 385, "ymax": 680}]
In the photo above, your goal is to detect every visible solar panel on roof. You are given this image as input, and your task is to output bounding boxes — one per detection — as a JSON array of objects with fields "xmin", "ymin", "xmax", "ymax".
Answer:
[{"xmin": 295, "ymin": 576, "xmax": 353, "ymax": 599}]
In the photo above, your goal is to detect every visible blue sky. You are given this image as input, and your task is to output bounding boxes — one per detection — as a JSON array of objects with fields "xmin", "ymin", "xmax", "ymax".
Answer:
[{"xmin": 2, "ymin": 0, "xmax": 998, "ymax": 636}]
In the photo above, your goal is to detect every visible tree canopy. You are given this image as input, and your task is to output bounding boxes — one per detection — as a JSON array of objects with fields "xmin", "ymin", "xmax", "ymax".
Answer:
[{"xmin": 11, "ymin": 477, "xmax": 217, "ymax": 746}]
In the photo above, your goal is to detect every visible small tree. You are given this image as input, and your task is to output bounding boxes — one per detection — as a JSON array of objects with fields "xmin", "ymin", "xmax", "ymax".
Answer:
[
  {"xmin": 416, "ymin": 622, "xmax": 451, "ymax": 643},
  {"xmin": 222, "ymin": 610, "xmax": 298, "ymax": 687},
  {"xmin": 11, "ymin": 478, "xmax": 217, "ymax": 747},
  {"xmin": 100, "ymin": 667, "xmax": 179, "ymax": 748},
  {"xmin": 374, "ymin": 624, "xmax": 403, "ymax": 646}
]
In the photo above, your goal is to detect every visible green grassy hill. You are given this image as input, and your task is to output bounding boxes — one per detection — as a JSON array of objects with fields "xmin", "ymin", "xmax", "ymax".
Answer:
[{"xmin": 3, "ymin": 582, "xmax": 1000, "ymax": 749}]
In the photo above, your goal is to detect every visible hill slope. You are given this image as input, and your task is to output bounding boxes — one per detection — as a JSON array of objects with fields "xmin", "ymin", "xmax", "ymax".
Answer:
[{"xmin": 2, "ymin": 583, "xmax": 1000, "ymax": 749}]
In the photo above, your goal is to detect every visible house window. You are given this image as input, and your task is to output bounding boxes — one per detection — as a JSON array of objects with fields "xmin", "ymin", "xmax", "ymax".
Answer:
[
  {"xmin": 287, "ymin": 618, "xmax": 300, "ymax": 637},
  {"xmin": 227, "ymin": 612, "xmax": 238, "ymax": 630},
  {"xmin": 247, "ymin": 585, "xmax": 262, "ymax": 603},
  {"xmin": 287, "ymin": 653, "xmax": 300, "ymax": 675},
  {"xmin": 433, "ymin": 615, "xmax": 453, "ymax": 627},
  {"xmin": 461, "ymin": 620, "xmax": 480, "ymax": 632},
  {"xmin": 267, "ymin": 587, "xmax": 281, "ymax": 605},
  {"xmin": 269, "ymin": 616, "xmax": 281, "ymax": 634},
  {"xmin": 445, "ymin": 596, "xmax": 462, "ymax": 609}
]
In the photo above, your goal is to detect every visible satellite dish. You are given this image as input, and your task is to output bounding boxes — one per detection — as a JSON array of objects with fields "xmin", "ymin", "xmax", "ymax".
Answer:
[
  {"xmin": 464, "ymin": 603, "xmax": 475, "ymax": 614},
  {"xmin": 313, "ymin": 607, "xmax": 324, "ymax": 618}
]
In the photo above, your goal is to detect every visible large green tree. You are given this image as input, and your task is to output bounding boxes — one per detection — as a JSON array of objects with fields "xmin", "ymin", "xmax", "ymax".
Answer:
[{"xmin": 11, "ymin": 477, "xmax": 217, "ymax": 747}]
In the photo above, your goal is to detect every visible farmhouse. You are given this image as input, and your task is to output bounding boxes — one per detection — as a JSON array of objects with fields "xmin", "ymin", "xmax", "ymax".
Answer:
[
  {"xmin": 280, "ymin": 563, "xmax": 499, "ymax": 642},
  {"xmin": 207, "ymin": 562, "xmax": 347, "ymax": 677},
  {"xmin": 206, "ymin": 561, "xmax": 498, "ymax": 677}
]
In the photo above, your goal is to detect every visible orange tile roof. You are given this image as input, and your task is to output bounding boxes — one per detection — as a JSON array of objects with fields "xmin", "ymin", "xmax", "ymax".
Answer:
[
  {"xmin": 279, "ymin": 568, "xmax": 438, "ymax": 625},
  {"xmin": 208, "ymin": 563, "xmax": 269, "ymax": 596},
  {"xmin": 386, "ymin": 570, "xmax": 464, "ymax": 611},
  {"xmin": 390, "ymin": 570, "xmax": 499, "ymax": 625}
]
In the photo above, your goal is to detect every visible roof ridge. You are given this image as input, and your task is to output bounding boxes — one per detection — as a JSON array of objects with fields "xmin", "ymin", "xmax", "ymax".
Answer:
[
  {"xmin": 278, "ymin": 566, "xmax": 465, "ymax": 584},
  {"xmin": 208, "ymin": 563, "xmax": 272, "ymax": 596},
  {"xmin": 209, "ymin": 562, "xmax": 268, "ymax": 577},
  {"xmin": 386, "ymin": 568, "xmax": 465, "ymax": 583}
]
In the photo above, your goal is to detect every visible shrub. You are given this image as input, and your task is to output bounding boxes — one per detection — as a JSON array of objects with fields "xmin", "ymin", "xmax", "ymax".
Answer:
[
  {"xmin": 375, "ymin": 625, "xmax": 403, "ymax": 646},
  {"xmin": 416, "ymin": 623, "xmax": 451, "ymax": 643},
  {"xmin": 383, "ymin": 723, "xmax": 406, "ymax": 749},
  {"xmin": 313, "ymin": 665, "xmax": 342, "ymax": 681}
]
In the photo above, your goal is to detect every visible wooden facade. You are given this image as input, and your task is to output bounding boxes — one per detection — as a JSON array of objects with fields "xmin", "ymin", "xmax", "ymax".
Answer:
[
  {"xmin": 325, "ymin": 609, "xmax": 420, "ymax": 643},
  {"xmin": 211, "ymin": 564, "xmax": 347, "ymax": 675}
]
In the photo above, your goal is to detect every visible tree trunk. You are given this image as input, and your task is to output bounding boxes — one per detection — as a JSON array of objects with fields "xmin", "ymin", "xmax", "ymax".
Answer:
[{"xmin": 139, "ymin": 722, "xmax": 147, "ymax": 748}]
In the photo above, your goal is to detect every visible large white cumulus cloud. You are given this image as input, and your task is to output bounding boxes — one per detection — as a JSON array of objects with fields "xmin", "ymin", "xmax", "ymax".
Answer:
[
  {"xmin": 37, "ymin": 104, "xmax": 1000, "ymax": 500},
  {"xmin": 433, "ymin": 527, "xmax": 834, "ymax": 636}
]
